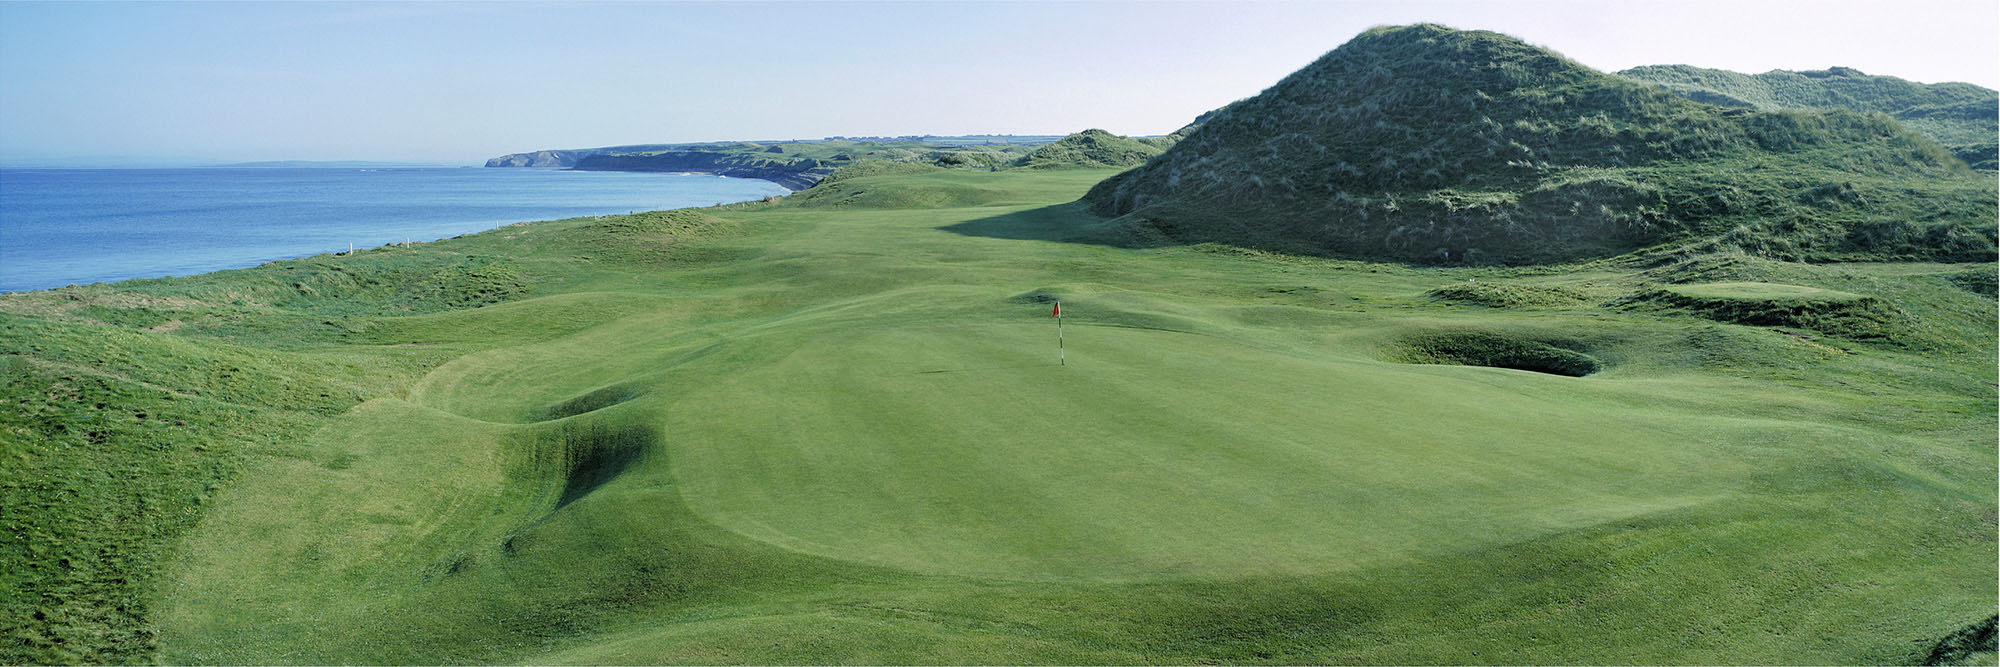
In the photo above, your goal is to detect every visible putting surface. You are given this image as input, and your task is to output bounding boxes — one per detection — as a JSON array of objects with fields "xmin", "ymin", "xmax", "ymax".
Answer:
[{"xmin": 666, "ymin": 315, "xmax": 1737, "ymax": 580}]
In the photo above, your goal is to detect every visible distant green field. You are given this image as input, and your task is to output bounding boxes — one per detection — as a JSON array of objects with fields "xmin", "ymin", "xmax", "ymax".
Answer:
[{"xmin": 2, "ymin": 168, "xmax": 1994, "ymax": 665}]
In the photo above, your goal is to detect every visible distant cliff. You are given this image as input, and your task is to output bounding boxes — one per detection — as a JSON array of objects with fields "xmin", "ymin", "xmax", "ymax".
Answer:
[
  {"xmin": 571, "ymin": 153, "xmax": 836, "ymax": 191},
  {"xmin": 486, "ymin": 136, "xmax": 1070, "ymax": 190},
  {"xmin": 483, "ymin": 150, "xmax": 600, "ymax": 168}
]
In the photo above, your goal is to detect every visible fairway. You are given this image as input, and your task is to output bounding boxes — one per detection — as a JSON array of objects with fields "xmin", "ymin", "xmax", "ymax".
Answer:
[{"xmin": 6, "ymin": 167, "xmax": 1992, "ymax": 665}]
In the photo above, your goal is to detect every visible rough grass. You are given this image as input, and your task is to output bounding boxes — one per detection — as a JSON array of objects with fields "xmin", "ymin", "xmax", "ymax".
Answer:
[
  {"xmin": 588, "ymin": 209, "xmax": 712, "ymax": 235},
  {"xmin": 1617, "ymin": 281, "xmax": 1915, "ymax": 345},
  {"xmin": 1386, "ymin": 328, "xmax": 1602, "ymax": 376},
  {"xmin": 1009, "ymin": 129, "xmax": 1166, "ymax": 170},
  {"xmin": 1084, "ymin": 24, "xmax": 1996, "ymax": 264},
  {"xmin": 785, "ymin": 167, "xmax": 1018, "ymax": 209},
  {"xmin": 1922, "ymin": 615, "xmax": 1998, "ymax": 666},
  {"xmin": 1616, "ymin": 64, "xmax": 1998, "ymax": 170},
  {"xmin": 1944, "ymin": 269, "xmax": 1996, "ymax": 296},
  {"xmin": 1427, "ymin": 281, "xmax": 1594, "ymax": 308},
  {"xmin": 2, "ymin": 168, "xmax": 1993, "ymax": 665}
]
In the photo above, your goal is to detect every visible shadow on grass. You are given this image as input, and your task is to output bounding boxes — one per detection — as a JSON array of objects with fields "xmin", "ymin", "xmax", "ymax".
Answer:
[
  {"xmin": 535, "ymin": 420, "xmax": 658, "ymax": 512},
  {"xmin": 941, "ymin": 199, "xmax": 1659, "ymax": 268},
  {"xmin": 913, "ymin": 363, "xmax": 1058, "ymax": 375},
  {"xmin": 942, "ymin": 200, "xmax": 1417, "ymax": 263},
  {"xmin": 938, "ymin": 201, "xmax": 1158, "ymax": 249}
]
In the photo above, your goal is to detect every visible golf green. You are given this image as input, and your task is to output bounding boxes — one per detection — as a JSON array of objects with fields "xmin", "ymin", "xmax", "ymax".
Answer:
[
  {"xmin": 8, "ymin": 168, "xmax": 1987, "ymax": 665},
  {"xmin": 666, "ymin": 315, "xmax": 1739, "ymax": 580}
]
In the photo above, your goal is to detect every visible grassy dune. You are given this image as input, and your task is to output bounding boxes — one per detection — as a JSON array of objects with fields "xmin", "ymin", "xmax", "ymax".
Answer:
[
  {"xmin": 1087, "ymin": 25, "xmax": 1997, "ymax": 265},
  {"xmin": 3, "ymin": 168, "xmax": 1994, "ymax": 664}
]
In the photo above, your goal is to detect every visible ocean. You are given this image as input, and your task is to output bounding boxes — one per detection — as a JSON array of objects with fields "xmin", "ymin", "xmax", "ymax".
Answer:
[{"xmin": 0, "ymin": 167, "xmax": 792, "ymax": 293}]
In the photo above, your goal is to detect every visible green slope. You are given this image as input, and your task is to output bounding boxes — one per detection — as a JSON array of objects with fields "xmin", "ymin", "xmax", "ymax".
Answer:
[
  {"xmin": 3, "ymin": 167, "xmax": 1993, "ymax": 665},
  {"xmin": 1085, "ymin": 24, "xmax": 1996, "ymax": 264},
  {"xmin": 1009, "ymin": 129, "xmax": 1167, "ymax": 170},
  {"xmin": 1618, "ymin": 65, "xmax": 1999, "ymax": 169}
]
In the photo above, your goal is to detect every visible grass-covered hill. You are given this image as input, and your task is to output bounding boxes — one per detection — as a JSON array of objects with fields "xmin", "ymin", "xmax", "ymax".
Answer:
[
  {"xmin": 1085, "ymin": 24, "xmax": 1997, "ymax": 265},
  {"xmin": 1618, "ymin": 65, "xmax": 1999, "ymax": 169},
  {"xmin": 1008, "ymin": 129, "xmax": 1169, "ymax": 170},
  {"xmin": 3, "ymin": 166, "xmax": 1995, "ymax": 665}
]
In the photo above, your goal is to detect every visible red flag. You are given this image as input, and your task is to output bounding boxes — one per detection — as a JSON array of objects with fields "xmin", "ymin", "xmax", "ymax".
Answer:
[{"xmin": 1051, "ymin": 301, "xmax": 1060, "ymax": 317}]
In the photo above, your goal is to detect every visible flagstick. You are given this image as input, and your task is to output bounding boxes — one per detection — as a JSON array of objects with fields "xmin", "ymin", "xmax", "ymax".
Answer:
[{"xmin": 1057, "ymin": 300, "xmax": 1065, "ymax": 366}]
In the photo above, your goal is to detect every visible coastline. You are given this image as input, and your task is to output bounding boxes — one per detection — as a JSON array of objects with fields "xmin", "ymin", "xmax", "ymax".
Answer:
[
  {"xmin": 566, "ymin": 162, "xmax": 823, "ymax": 191},
  {"xmin": 0, "ymin": 168, "xmax": 788, "ymax": 293},
  {"xmin": 562, "ymin": 152, "xmax": 834, "ymax": 191}
]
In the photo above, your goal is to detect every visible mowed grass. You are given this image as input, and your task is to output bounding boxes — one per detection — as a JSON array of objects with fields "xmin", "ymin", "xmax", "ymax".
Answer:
[
  {"xmin": 4, "ymin": 168, "xmax": 1994, "ymax": 664},
  {"xmin": 666, "ymin": 316, "xmax": 1736, "ymax": 580}
]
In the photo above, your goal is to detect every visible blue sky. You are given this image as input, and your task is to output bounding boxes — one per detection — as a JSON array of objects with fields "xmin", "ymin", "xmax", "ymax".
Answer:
[{"xmin": 2, "ymin": 0, "xmax": 1994, "ymax": 166}]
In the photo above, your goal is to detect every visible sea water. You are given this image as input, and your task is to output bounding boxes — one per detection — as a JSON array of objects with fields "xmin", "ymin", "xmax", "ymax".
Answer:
[{"xmin": 0, "ymin": 167, "xmax": 792, "ymax": 292}]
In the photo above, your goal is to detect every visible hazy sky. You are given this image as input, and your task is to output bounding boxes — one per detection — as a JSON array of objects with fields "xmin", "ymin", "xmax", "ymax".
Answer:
[{"xmin": 2, "ymin": 0, "xmax": 1994, "ymax": 165}]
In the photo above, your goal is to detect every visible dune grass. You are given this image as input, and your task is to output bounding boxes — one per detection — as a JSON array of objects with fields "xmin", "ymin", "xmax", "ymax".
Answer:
[
  {"xmin": 1658, "ymin": 281, "xmax": 1861, "ymax": 301},
  {"xmin": 1616, "ymin": 64, "xmax": 1998, "ymax": 170},
  {"xmin": 1086, "ymin": 25, "xmax": 1997, "ymax": 265},
  {"xmin": 2, "ymin": 167, "xmax": 1994, "ymax": 664}
]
